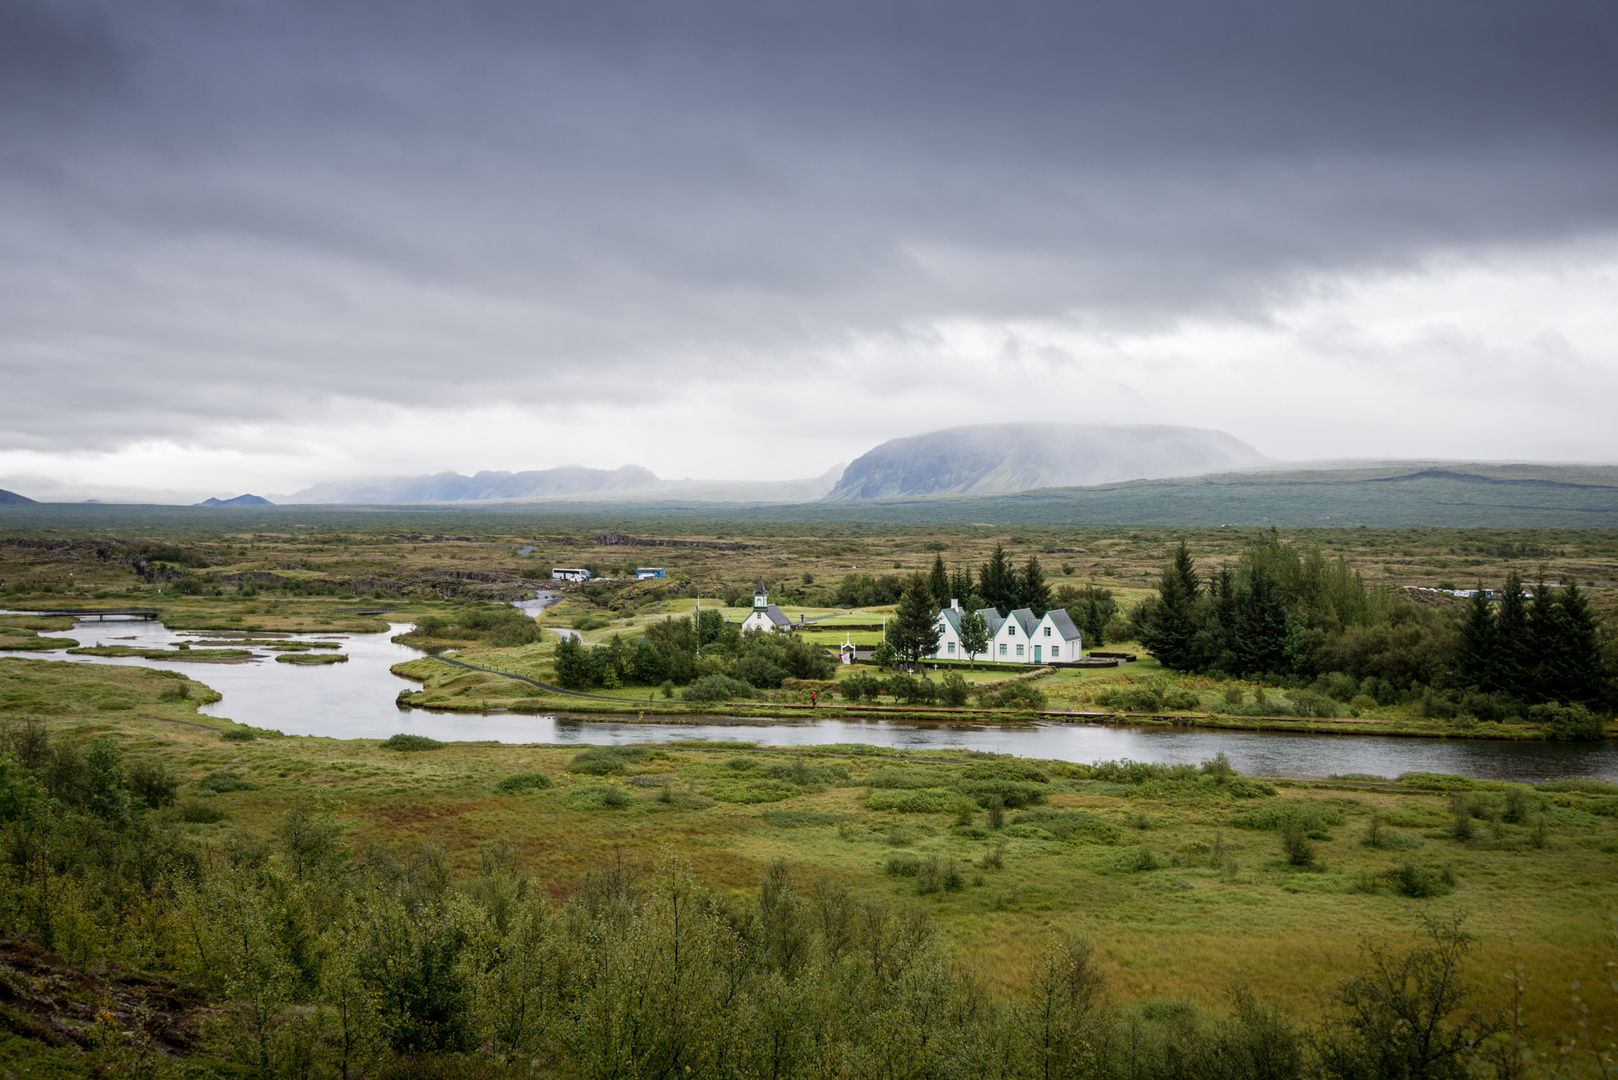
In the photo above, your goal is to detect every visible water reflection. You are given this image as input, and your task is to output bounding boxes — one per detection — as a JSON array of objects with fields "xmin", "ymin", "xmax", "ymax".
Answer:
[{"xmin": 7, "ymin": 611, "xmax": 1615, "ymax": 783}]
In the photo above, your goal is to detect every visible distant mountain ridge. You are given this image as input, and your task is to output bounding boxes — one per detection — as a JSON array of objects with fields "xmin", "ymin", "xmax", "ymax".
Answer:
[
  {"xmin": 195, "ymin": 494, "xmax": 274, "ymax": 506},
  {"xmin": 0, "ymin": 488, "xmax": 36, "ymax": 505},
  {"xmin": 825, "ymin": 423, "xmax": 1267, "ymax": 500},
  {"xmin": 286, "ymin": 464, "xmax": 846, "ymax": 504}
]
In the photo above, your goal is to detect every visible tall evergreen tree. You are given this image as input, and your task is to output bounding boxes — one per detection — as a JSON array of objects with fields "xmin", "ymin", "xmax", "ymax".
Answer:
[
  {"xmin": 1190, "ymin": 566, "xmax": 1239, "ymax": 674},
  {"xmin": 1139, "ymin": 543, "xmax": 1202, "ymax": 670},
  {"xmin": 1234, "ymin": 567, "xmax": 1290, "ymax": 677},
  {"xmin": 1017, "ymin": 555, "xmax": 1050, "ymax": 616},
  {"xmin": 928, "ymin": 554, "xmax": 951, "ymax": 608},
  {"xmin": 1524, "ymin": 578, "xmax": 1560, "ymax": 702},
  {"xmin": 1454, "ymin": 584, "xmax": 1497, "ymax": 689},
  {"xmin": 889, "ymin": 574, "xmax": 942, "ymax": 670},
  {"xmin": 1493, "ymin": 570, "xmax": 1531, "ymax": 700},
  {"xmin": 1541, "ymin": 581, "xmax": 1605, "ymax": 706},
  {"xmin": 949, "ymin": 565, "xmax": 975, "ymax": 605},
  {"xmin": 979, "ymin": 543, "xmax": 1017, "ymax": 615},
  {"xmin": 1066, "ymin": 585, "xmax": 1117, "ymax": 648}
]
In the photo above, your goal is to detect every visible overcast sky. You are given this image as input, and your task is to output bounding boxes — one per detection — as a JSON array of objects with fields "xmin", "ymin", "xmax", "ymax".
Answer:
[{"xmin": 3, "ymin": 0, "xmax": 1616, "ymax": 501}]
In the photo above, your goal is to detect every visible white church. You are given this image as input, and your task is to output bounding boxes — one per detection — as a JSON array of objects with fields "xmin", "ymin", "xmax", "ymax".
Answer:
[
  {"xmin": 930, "ymin": 601, "xmax": 1083, "ymax": 664},
  {"xmin": 739, "ymin": 578, "xmax": 794, "ymax": 633}
]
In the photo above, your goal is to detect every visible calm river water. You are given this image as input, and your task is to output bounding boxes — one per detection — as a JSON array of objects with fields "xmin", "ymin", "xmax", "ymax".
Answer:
[{"xmin": 9, "ymin": 612, "xmax": 1617, "ymax": 783}]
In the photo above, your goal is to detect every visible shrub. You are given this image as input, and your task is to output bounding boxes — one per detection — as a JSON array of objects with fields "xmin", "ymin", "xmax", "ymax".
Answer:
[
  {"xmin": 958, "ymin": 779, "xmax": 1048, "ymax": 809},
  {"xmin": 984, "ymin": 681, "xmax": 1048, "ymax": 711},
  {"xmin": 915, "ymin": 856, "xmax": 965, "ymax": 894},
  {"xmin": 1012, "ymin": 809, "xmax": 1126, "ymax": 844},
  {"xmin": 1348, "ymin": 694, "xmax": 1379, "ymax": 712},
  {"xmin": 838, "ymin": 673, "xmax": 884, "ymax": 702},
  {"xmin": 960, "ymin": 761, "xmax": 1049, "ymax": 784},
  {"xmin": 493, "ymin": 772, "xmax": 553, "ymax": 794},
  {"xmin": 1530, "ymin": 701, "xmax": 1605, "ymax": 742},
  {"xmin": 1386, "ymin": 863, "xmax": 1455, "ymax": 898},
  {"xmin": 1286, "ymin": 689, "xmax": 1340, "ymax": 718},
  {"xmin": 1396, "ymin": 772, "xmax": 1474, "ymax": 791},
  {"xmin": 862, "ymin": 767, "xmax": 954, "ymax": 789},
  {"xmin": 566, "ymin": 746, "xmax": 667, "ymax": 774},
  {"xmin": 564, "ymin": 785, "xmax": 634, "ymax": 810},
  {"xmin": 197, "ymin": 769, "xmax": 255, "ymax": 793},
  {"xmin": 219, "ymin": 728, "xmax": 257, "ymax": 742},
  {"xmin": 127, "ymin": 760, "xmax": 179, "ymax": 809},
  {"xmin": 939, "ymin": 672, "xmax": 971, "ymax": 707},
  {"xmin": 885, "ymin": 853, "xmax": 921, "ymax": 876},
  {"xmin": 1230, "ymin": 801, "xmax": 1343, "ymax": 833},
  {"xmin": 706, "ymin": 780, "xmax": 799, "ymax": 804},
  {"xmin": 681, "ymin": 675, "xmax": 756, "ymax": 702},
  {"xmin": 381, "ymin": 734, "xmax": 446, "ymax": 752},
  {"xmin": 767, "ymin": 760, "xmax": 848, "ymax": 785},
  {"xmin": 570, "ymin": 615, "xmax": 610, "ymax": 632},
  {"xmin": 1121, "ymin": 847, "xmax": 1162, "ymax": 872},
  {"xmin": 179, "ymin": 801, "xmax": 226, "ymax": 823},
  {"xmin": 1280, "ymin": 823, "xmax": 1316, "ymax": 866}
]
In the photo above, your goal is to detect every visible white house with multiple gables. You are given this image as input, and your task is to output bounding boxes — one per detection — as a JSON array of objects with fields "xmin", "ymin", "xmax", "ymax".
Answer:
[
  {"xmin": 739, "ymin": 578, "xmax": 794, "ymax": 633},
  {"xmin": 929, "ymin": 600, "xmax": 1082, "ymax": 664}
]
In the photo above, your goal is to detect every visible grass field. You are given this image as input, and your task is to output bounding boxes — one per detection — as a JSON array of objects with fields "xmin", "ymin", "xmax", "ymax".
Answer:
[{"xmin": 4, "ymin": 656, "xmax": 1616, "ymax": 1049}]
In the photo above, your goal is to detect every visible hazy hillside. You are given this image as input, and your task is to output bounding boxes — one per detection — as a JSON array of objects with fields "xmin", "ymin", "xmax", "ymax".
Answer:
[
  {"xmin": 825, "ymin": 423, "xmax": 1266, "ymax": 499},
  {"xmin": 0, "ymin": 489, "xmax": 35, "ymax": 505},
  {"xmin": 285, "ymin": 464, "xmax": 845, "ymax": 505}
]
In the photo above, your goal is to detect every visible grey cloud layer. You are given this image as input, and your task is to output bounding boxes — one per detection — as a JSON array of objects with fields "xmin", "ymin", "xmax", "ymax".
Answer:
[{"xmin": 3, "ymin": 0, "xmax": 1616, "ymax": 451}]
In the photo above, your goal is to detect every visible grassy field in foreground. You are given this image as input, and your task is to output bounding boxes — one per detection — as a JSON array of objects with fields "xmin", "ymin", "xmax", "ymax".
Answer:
[{"xmin": 4, "ymin": 656, "xmax": 1616, "ymax": 1044}]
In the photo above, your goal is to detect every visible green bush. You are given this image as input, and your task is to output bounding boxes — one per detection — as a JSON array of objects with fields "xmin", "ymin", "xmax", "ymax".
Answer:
[
  {"xmin": 960, "ymin": 761, "xmax": 1048, "ymax": 784},
  {"xmin": 767, "ymin": 760, "xmax": 848, "ymax": 785},
  {"xmin": 706, "ymin": 780, "xmax": 799, "ymax": 804},
  {"xmin": 1396, "ymin": 772, "xmax": 1474, "ymax": 791},
  {"xmin": 885, "ymin": 853, "xmax": 922, "ymax": 876},
  {"xmin": 1011, "ymin": 809, "xmax": 1126, "ymax": 844},
  {"xmin": 982, "ymin": 681, "xmax": 1048, "ymax": 710},
  {"xmin": 219, "ymin": 728, "xmax": 257, "ymax": 742},
  {"xmin": 1530, "ymin": 702, "xmax": 1606, "ymax": 741},
  {"xmin": 1230, "ymin": 800, "xmax": 1343, "ymax": 833},
  {"xmin": 1386, "ymin": 863, "xmax": 1455, "ymax": 898},
  {"xmin": 565, "ymin": 785, "xmax": 634, "ymax": 810},
  {"xmin": 381, "ymin": 733, "xmax": 446, "ymax": 752},
  {"xmin": 957, "ymin": 779, "xmax": 1048, "ymax": 809},
  {"xmin": 179, "ymin": 801, "xmax": 226, "ymax": 824},
  {"xmin": 862, "ymin": 767, "xmax": 954, "ymax": 789},
  {"xmin": 197, "ymin": 769, "xmax": 255, "ymax": 793},
  {"xmin": 681, "ymin": 675, "xmax": 756, "ymax": 702},
  {"xmin": 127, "ymin": 760, "xmax": 179, "ymax": 809},
  {"xmin": 493, "ymin": 772, "xmax": 553, "ymax": 794}
]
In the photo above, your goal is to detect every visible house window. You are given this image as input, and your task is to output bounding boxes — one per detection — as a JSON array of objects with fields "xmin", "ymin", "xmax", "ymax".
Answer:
[
  {"xmin": 1016, "ymin": 644, "xmax": 1024, "ymax": 657},
  {"xmin": 947, "ymin": 642, "xmax": 955, "ymax": 654},
  {"xmin": 1051, "ymin": 646, "xmax": 1059, "ymax": 658},
  {"xmin": 999, "ymin": 643, "xmax": 1007, "ymax": 656},
  {"xmin": 1044, "ymin": 626, "xmax": 1051, "ymax": 637},
  {"xmin": 1008, "ymin": 624, "xmax": 1015, "ymax": 635}
]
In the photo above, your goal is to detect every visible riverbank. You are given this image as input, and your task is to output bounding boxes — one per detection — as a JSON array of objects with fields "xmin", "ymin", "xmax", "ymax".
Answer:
[{"xmin": 390, "ymin": 655, "xmax": 1613, "ymax": 742}]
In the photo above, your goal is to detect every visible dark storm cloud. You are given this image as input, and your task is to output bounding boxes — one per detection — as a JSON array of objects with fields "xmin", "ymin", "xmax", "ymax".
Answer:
[{"xmin": 3, "ymin": 0, "xmax": 1616, "ymax": 450}]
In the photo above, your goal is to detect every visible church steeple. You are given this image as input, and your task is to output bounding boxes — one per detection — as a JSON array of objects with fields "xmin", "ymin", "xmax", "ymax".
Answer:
[{"xmin": 753, "ymin": 577, "xmax": 768, "ymax": 610}]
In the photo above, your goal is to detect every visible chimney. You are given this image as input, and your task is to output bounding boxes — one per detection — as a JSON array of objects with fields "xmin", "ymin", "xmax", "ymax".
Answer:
[{"xmin": 950, "ymin": 598, "xmax": 960, "ymax": 611}]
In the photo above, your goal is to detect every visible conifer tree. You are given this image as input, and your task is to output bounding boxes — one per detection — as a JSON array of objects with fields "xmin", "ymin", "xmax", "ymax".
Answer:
[
  {"xmin": 1234, "ymin": 566, "xmax": 1290, "ymax": 677},
  {"xmin": 889, "ymin": 573, "xmax": 942, "ymax": 670},
  {"xmin": 1139, "ymin": 541, "xmax": 1201, "ymax": 670},
  {"xmin": 1454, "ymin": 584, "xmax": 1497, "ymax": 689},
  {"xmin": 1493, "ymin": 570, "xmax": 1531, "ymax": 700},
  {"xmin": 1542, "ymin": 580, "xmax": 1605, "ymax": 706},
  {"xmin": 1017, "ymin": 555, "xmax": 1050, "ymax": 616},
  {"xmin": 979, "ymin": 543, "xmax": 1017, "ymax": 615},
  {"xmin": 949, "ymin": 565, "xmax": 975, "ymax": 604},
  {"xmin": 928, "ymin": 554, "xmax": 951, "ymax": 608},
  {"xmin": 1524, "ymin": 577, "xmax": 1560, "ymax": 702}
]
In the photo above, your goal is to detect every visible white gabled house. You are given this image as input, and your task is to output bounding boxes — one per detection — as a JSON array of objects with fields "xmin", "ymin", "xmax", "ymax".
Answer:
[
  {"xmin": 739, "ymin": 578, "xmax": 793, "ymax": 634},
  {"xmin": 929, "ymin": 600, "xmax": 1081, "ymax": 664}
]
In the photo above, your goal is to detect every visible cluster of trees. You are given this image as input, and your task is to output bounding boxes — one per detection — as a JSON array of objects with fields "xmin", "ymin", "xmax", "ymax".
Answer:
[
  {"xmin": 3, "ymin": 726, "xmax": 1574, "ymax": 1080},
  {"xmin": 1135, "ymin": 536, "xmax": 1614, "ymax": 725},
  {"xmin": 553, "ymin": 612, "xmax": 836, "ymax": 693},
  {"xmin": 920, "ymin": 544, "xmax": 1053, "ymax": 618}
]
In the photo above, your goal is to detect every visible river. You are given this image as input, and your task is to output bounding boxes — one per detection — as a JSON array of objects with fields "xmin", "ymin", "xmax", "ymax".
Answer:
[{"xmin": 6, "ymin": 611, "xmax": 1616, "ymax": 783}]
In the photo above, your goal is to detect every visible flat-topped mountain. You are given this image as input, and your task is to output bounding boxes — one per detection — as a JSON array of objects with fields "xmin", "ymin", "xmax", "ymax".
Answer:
[{"xmin": 824, "ymin": 423, "xmax": 1267, "ymax": 500}]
